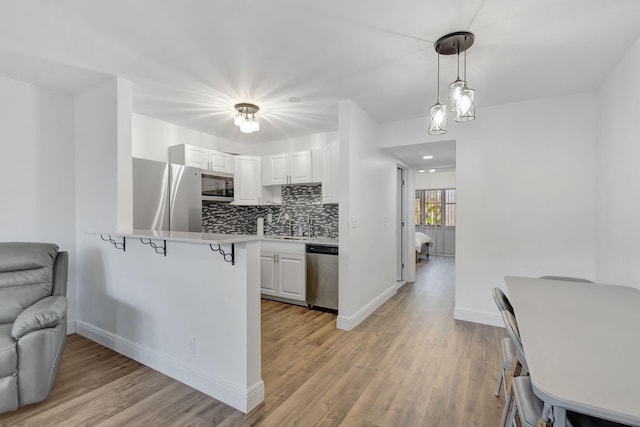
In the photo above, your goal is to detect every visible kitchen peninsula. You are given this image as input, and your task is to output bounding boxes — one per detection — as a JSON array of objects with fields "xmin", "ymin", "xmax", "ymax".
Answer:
[{"xmin": 79, "ymin": 230, "xmax": 263, "ymax": 413}]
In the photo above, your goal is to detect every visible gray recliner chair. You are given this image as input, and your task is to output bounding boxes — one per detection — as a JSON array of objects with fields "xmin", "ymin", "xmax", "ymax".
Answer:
[{"xmin": 0, "ymin": 242, "xmax": 68, "ymax": 414}]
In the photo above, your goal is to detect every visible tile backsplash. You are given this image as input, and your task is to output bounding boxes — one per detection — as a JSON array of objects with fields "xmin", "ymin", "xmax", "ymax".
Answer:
[{"xmin": 202, "ymin": 184, "xmax": 339, "ymax": 238}]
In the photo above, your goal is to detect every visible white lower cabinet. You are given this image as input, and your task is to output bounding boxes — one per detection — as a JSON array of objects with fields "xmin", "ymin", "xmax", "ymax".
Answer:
[{"xmin": 260, "ymin": 242, "xmax": 306, "ymax": 303}]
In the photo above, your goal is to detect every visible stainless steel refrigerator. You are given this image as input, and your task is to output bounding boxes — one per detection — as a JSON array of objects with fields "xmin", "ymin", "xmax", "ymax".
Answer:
[{"xmin": 132, "ymin": 158, "xmax": 202, "ymax": 232}]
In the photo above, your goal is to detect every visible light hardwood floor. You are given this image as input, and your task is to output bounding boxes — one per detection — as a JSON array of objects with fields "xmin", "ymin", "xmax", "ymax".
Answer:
[{"xmin": 0, "ymin": 256, "xmax": 505, "ymax": 426}]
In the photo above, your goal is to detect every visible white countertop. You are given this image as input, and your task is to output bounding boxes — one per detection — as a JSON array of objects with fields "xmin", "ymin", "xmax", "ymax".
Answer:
[{"xmin": 97, "ymin": 229, "xmax": 262, "ymax": 245}]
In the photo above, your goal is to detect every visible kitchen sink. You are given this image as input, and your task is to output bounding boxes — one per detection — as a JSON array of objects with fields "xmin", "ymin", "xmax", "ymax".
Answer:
[{"xmin": 278, "ymin": 236, "xmax": 308, "ymax": 241}]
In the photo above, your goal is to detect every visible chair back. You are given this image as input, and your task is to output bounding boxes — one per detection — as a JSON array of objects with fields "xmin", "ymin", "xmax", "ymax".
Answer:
[
  {"xmin": 493, "ymin": 287, "xmax": 515, "ymax": 315},
  {"xmin": 501, "ymin": 310, "xmax": 529, "ymax": 370},
  {"xmin": 0, "ymin": 242, "xmax": 59, "ymax": 323}
]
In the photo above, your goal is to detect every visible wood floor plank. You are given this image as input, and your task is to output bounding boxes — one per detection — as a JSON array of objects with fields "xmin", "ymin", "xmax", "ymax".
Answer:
[{"xmin": 0, "ymin": 256, "xmax": 506, "ymax": 426}]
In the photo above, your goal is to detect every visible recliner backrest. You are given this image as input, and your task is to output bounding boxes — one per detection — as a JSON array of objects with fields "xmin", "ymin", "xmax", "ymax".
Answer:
[
  {"xmin": 52, "ymin": 251, "xmax": 68, "ymax": 297},
  {"xmin": 0, "ymin": 242, "xmax": 59, "ymax": 323}
]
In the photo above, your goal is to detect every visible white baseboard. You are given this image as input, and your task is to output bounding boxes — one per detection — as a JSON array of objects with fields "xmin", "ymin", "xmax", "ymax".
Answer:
[
  {"xmin": 67, "ymin": 320, "xmax": 77, "ymax": 334},
  {"xmin": 337, "ymin": 284, "xmax": 396, "ymax": 331},
  {"xmin": 76, "ymin": 320, "xmax": 263, "ymax": 413},
  {"xmin": 453, "ymin": 307, "xmax": 504, "ymax": 327}
]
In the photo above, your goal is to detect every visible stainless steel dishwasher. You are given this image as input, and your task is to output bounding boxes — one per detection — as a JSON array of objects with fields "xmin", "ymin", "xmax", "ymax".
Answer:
[{"xmin": 306, "ymin": 244, "xmax": 339, "ymax": 313}]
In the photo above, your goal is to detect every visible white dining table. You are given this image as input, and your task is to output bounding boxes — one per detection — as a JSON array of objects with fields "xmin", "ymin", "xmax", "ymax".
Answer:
[{"xmin": 505, "ymin": 276, "xmax": 640, "ymax": 427}]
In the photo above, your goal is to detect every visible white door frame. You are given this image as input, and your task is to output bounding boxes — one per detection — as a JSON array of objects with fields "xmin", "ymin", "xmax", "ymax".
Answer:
[{"xmin": 396, "ymin": 161, "xmax": 415, "ymax": 285}]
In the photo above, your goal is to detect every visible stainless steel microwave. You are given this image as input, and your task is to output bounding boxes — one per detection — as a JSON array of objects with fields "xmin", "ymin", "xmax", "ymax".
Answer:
[{"xmin": 202, "ymin": 172, "xmax": 234, "ymax": 202}]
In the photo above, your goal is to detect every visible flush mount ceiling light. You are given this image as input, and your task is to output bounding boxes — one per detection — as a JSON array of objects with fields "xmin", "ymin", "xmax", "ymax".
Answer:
[
  {"xmin": 422, "ymin": 155, "xmax": 434, "ymax": 159},
  {"xmin": 234, "ymin": 103, "xmax": 260, "ymax": 134},
  {"xmin": 428, "ymin": 31, "xmax": 476, "ymax": 135}
]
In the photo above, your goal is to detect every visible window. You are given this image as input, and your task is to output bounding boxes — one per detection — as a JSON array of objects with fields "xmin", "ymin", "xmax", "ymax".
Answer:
[{"xmin": 415, "ymin": 188, "xmax": 456, "ymax": 227}]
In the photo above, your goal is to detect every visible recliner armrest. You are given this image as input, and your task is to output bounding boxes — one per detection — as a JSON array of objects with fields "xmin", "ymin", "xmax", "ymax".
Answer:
[{"xmin": 11, "ymin": 296, "xmax": 67, "ymax": 339}]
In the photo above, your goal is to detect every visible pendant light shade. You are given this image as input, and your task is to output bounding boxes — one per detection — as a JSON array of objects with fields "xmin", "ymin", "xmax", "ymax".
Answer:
[
  {"xmin": 449, "ymin": 78, "xmax": 465, "ymax": 111},
  {"xmin": 455, "ymin": 86, "xmax": 475, "ymax": 122},
  {"xmin": 428, "ymin": 101, "xmax": 448, "ymax": 135}
]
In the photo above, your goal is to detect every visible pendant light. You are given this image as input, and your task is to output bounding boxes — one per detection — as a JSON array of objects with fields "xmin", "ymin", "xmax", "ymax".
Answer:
[
  {"xmin": 455, "ymin": 37, "xmax": 475, "ymax": 122},
  {"xmin": 429, "ymin": 31, "xmax": 476, "ymax": 134},
  {"xmin": 448, "ymin": 48, "xmax": 465, "ymax": 112},
  {"xmin": 428, "ymin": 53, "xmax": 447, "ymax": 135}
]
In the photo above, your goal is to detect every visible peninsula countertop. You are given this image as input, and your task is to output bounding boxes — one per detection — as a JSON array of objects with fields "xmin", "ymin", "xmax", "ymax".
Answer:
[
  {"xmin": 97, "ymin": 229, "xmax": 262, "ymax": 245},
  {"xmin": 95, "ymin": 230, "xmax": 338, "ymax": 246}
]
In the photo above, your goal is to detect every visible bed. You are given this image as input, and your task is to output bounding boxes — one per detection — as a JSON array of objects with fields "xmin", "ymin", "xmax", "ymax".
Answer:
[{"xmin": 415, "ymin": 232, "xmax": 432, "ymax": 262}]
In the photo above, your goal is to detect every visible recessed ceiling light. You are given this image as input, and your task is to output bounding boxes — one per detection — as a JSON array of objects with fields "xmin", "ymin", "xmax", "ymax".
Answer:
[
  {"xmin": 429, "ymin": 169, "xmax": 436, "ymax": 173},
  {"xmin": 418, "ymin": 169, "xmax": 426, "ymax": 173},
  {"xmin": 422, "ymin": 155, "xmax": 433, "ymax": 159}
]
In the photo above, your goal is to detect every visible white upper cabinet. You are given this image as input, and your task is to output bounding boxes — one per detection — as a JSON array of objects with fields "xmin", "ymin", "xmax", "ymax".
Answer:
[
  {"xmin": 169, "ymin": 144, "xmax": 234, "ymax": 174},
  {"xmin": 262, "ymin": 150, "xmax": 313, "ymax": 185},
  {"xmin": 234, "ymin": 155, "xmax": 261, "ymax": 205},
  {"xmin": 264, "ymin": 153, "xmax": 290, "ymax": 185},
  {"xmin": 321, "ymin": 140, "xmax": 339, "ymax": 204}
]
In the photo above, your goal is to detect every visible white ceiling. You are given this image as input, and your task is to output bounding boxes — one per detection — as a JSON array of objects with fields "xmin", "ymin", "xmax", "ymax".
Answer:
[{"xmin": 1, "ymin": 0, "xmax": 640, "ymax": 146}]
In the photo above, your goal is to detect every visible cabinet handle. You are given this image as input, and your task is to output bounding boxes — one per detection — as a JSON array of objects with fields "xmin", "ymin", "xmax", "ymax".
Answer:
[{"xmin": 273, "ymin": 254, "xmax": 276, "ymax": 263}]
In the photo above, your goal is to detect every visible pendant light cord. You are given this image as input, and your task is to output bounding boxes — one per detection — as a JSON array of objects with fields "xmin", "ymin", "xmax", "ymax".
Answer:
[
  {"xmin": 456, "ymin": 43, "xmax": 460, "ymax": 80},
  {"xmin": 463, "ymin": 36, "xmax": 467, "ymax": 81},
  {"xmin": 437, "ymin": 53, "xmax": 441, "ymax": 102}
]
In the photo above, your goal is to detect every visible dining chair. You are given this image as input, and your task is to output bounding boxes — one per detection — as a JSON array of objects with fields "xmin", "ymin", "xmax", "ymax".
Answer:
[
  {"xmin": 539, "ymin": 276, "xmax": 594, "ymax": 283},
  {"xmin": 492, "ymin": 288, "xmax": 516, "ymax": 399},
  {"xmin": 499, "ymin": 309, "xmax": 529, "ymax": 427}
]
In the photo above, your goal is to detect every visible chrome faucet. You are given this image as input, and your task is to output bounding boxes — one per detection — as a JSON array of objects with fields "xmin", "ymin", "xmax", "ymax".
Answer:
[
  {"xmin": 307, "ymin": 212, "xmax": 313, "ymax": 238},
  {"xmin": 277, "ymin": 208, "xmax": 292, "ymax": 236}
]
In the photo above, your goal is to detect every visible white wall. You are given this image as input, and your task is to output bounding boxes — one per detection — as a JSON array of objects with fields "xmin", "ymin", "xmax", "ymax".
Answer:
[
  {"xmin": 337, "ymin": 101, "xmax": 397, "ymax": 330},
  {"xmin": 132, "ymin": 113, "xmax": 247, "ymax": 162},
  {"xmin": 75, "ymin": 77, "xmax": 133, "ymax": 322},
  {"xmin": 415, "ymin": 169, "xmax": 456, "ymax": 190},
  {"xmin": 380, "ymin": 93, "xmax": 598, "ymax": 326},
  {"xmin": 596, "ymin": 37, "xmax": 640, "ymax": 288},
  {"xmin": 0, "ymin": 74, "xmax": 77, "ymax": 323}
]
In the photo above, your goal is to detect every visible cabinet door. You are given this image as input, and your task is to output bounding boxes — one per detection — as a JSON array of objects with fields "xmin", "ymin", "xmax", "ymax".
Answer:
[
  {"xmin": 184, "ymin": 145, "xmax": 211, "ymax": 170},
  {"xmin": 264, "ymin": 153, "xmax": 289, "ymax": 185},
  {"xmin": 321, "ymin": 144, "xmax": 332, "ymax": 203},
  {"xmin": 289, "ymin": 151, "xmax": 312, "ymax": 184},
  {"xmin": 321, "ymin": 141, "xmax": 339, "ymax": 204},
  {"xmin": 260, "ymin": 252, "xmax": 278, "ymax": 296},
  {"xmin": 234, "ymin": 156, "xmax": 261, "ymax": 205},
  {"xmin": 278, "ymin": 253, "xmax": 306, "ymax": 301},
  {"xmin": 210, "ymin": 150, "xmax": 234, "ymax": 174}
]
